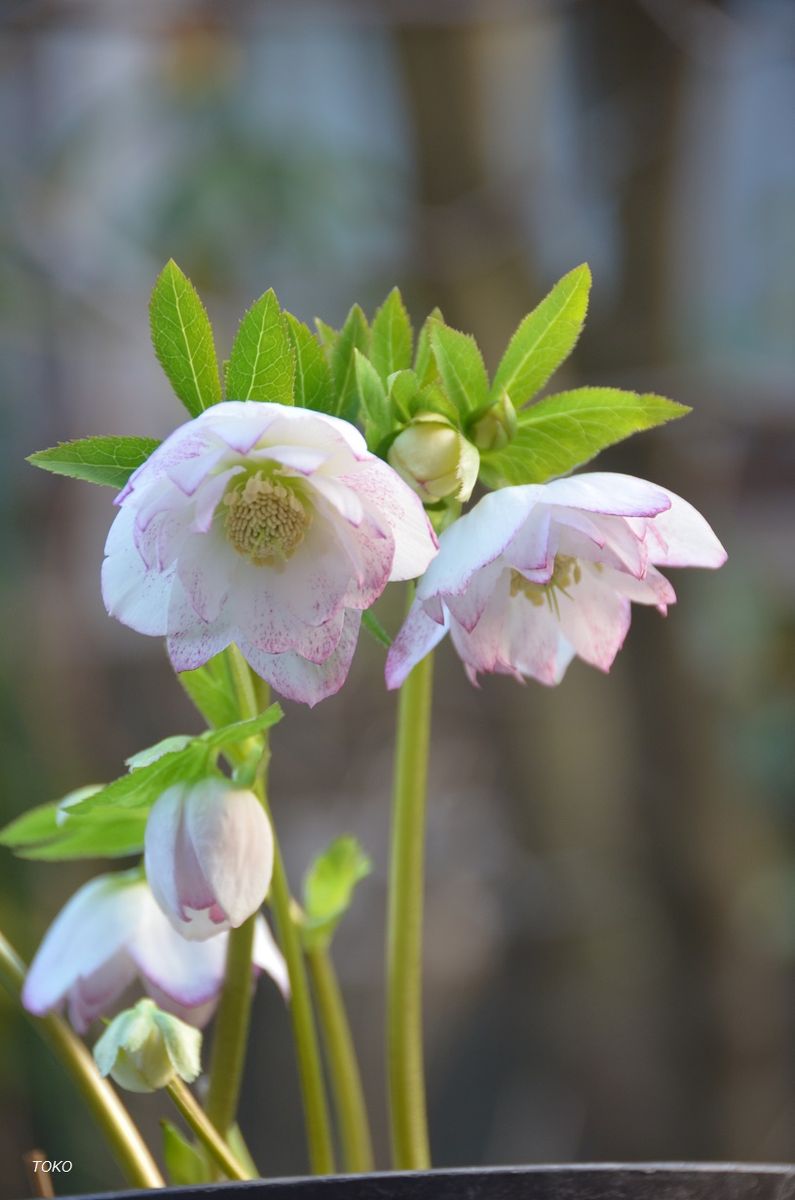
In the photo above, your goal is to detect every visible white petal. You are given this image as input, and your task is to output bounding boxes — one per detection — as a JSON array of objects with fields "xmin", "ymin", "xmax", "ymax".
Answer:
[
  {"xmin": 253, "ymin": 915, "xmax": 290, "ymax": 1000},
  {"xmin": 540, "ymin": 472, "xmax": 672, "ymax": 518},
  {"xmin": 102, "ymin": 506, "xmax": 174, "ymax": 636},
  {"xmin": 176, "ymin": 533, "xmax": 240, "ymax": 625},
  {"xmin": 555, "ymin": 569, "xmax": 632, "ymax": 672},
  {"xmin": 187, "ymin": 783, "xmax": 274, "ymax": 932},
  {"xmin": 240, "ymin": 609, "xmax": 362, "ymax": 707},
  {"xmin": 166, "ymin": 578, "xmax": 234, "ymax": 672},
  {"xmin": 144, "ymin": 786, "xmax": 188, "ymax": 931},
  {"xmin": 134, "ymin": 887, "xmax": 228, "ymax": 1009},
  {"xmin": 385, "ymin": 600, "xmax": 451, "ymax": 690},
  {"xmin": 343, "ymin": 459, "xmax": 439, "ymax": 581},
  {"xmin": 644, "ymin": 489, "xmax": 727, "ymax": 568}
]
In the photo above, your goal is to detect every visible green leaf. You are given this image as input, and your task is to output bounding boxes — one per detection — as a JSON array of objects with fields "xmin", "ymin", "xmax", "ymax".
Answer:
[
  {"xmin": 315, "ymin": 318, "xmax": 338, "ymax": 352},
  {"xmin": 414, "ymin": 307, "xmax": 443, "ymax": 385},
  {"xmin": 491, "ymin": 264, "xmax": 591, "ymax": 407},
  {"xmin": 479, "ymin": 387, "xmax": 690, "ymax": 488},
  {"xmin": 354, "ymin": 349, "xmax": 392, "ymax": 450},
  {"xmin": 150, "ymin": 260, "xmax": 221, "ymax": 417},
  {"xmin": 283, "ymin": 313, "xmax": 335, "ymax": 414},
  {"xmin": 301, "ymin": 836, "xmax": 372, "ymax": 951},
  {"xmin": 370, "ymin": 287, "xmax": 413, "ymax": 384},
  {"xmin": 162, "ymin": 1122, "xmax": 211, "ymax": 1186},
  {"xmin": 330, "ymin": 304, "xmax": 369, "ymax": 422},
  {"xmin": 179, "ymin": 654, "xmax": 239, "ymax": 731},
  {"xmin": 27, "ymin": 436, "xmax": 161, "ymax": 489},
  {"xmin": 430, "ymin": 324, "xmax": 489, "ymax": 418},
  {"xmin": 388, "ymin": 369, "xmax": 420, "ymax": 423},
  {"xmin": 409, "ymin": 381, "xmax": 460, "ymax": 426},
  {"xmin": 0, "ymin": 787, "xmax": 147, "ymax": 862},
  {"xmin": 362, "ymin": 609, "xmax": 392, "ymax": 650},
  {"xmin": 201, "ymin": 704, "xmax": 283, "ymax": 752},
  {"xmin": 225, "ymin": 289, "xmax": 294, "ymax": 405}
]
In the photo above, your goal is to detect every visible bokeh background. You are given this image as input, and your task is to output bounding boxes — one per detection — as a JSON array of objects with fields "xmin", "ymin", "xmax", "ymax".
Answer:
[{"xmin": 1, "ymin": 1, "xmax": 793, "ymax": 1194}]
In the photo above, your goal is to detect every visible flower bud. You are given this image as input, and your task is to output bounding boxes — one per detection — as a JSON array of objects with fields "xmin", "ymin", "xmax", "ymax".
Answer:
[
  {"xmin": 93, "ymin": 998, "xmax": 201, "ymax": 1094},
  {"xmin": 388, "ymin": 413, "xmax": 480, "ymax": 504},
  {"xmin": 145, "ymin": 778, "xmax": 274, "ymax": 941},
  {"xmin": 470, "ymin": 393, "xmax": 518, "ymax": 451}
]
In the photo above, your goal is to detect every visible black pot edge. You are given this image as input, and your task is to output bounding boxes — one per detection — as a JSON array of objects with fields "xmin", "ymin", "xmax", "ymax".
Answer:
[{"xmin": 61, "ymin": 1162, "xmax": 795, "ymax": 1200}]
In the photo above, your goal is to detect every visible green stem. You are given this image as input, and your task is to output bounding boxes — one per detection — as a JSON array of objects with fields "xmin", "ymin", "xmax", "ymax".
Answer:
[
  {"xmin": 168, "ymin": 1079, "xmax": 253, "ymax": 1182},
  {"xmin": 307, "ymin": 946, "xmax": 374, "ymax": 1173},
  {"xmin": 386, "ymin": 647, "xmax": 435, "ymax": 1170},
  {"xmin": 0, "ymin": 930, "xmax": 164, "ymax": 1189},
  {"xmin": 205, "ymin": 914, "xmax": 257, "ymax": 1136}
]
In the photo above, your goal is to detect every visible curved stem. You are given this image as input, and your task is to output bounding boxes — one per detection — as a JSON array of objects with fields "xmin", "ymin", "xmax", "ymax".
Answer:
[
  {"xmin": 307, "ymin": 945, "xmax": 373, "ymax": 1173},
  {"xmin": 386, "ymin": 646, "xmax": 435, "ymax": 1170},
  {"xmin": 168, "ymin": 1080, "xmax": 253, "ymax": 1182},
  {"xmin": 0, "ymin": 931, "xmax": 164, "ymax": 1189}
]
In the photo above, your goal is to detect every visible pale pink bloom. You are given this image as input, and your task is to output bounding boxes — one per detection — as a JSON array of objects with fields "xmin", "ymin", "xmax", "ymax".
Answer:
[
  {"xmin": 145, "ymin": 779, "xmax": 273, "ymax": 942},
  {"xmin": 386, "ymin": 473, "xmax": 726, "ymax": 689},
  {"xmin": 102, "ymin": 402, "xmax": 438, "ymax": 706},
  {"xmin": 22, "ymin": 870, "xmax": 288, "ymax": 1033}
]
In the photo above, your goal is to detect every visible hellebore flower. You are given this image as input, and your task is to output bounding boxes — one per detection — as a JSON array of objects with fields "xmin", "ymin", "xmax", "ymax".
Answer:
[
  {"xmin": 386, "ymin": 473, "xmax": 726, "ymax": 688},
  {"xmin": 102, "ymin": 401, "xmax": 438, "ymax": 705},
  {"xmin": 388, "ymin": 413, "xmax": 480, "ymax": 504},
  {"xmin": 22, "ymin": 870, "xmax": 287, "ymax": 1034},
  {"xmin": 145, "ymin": 779, "xmax": 273, "ymax": 942},
  {"xmin": 93, "ymin": 997, "xmax": 201, "ymax": 1094}
]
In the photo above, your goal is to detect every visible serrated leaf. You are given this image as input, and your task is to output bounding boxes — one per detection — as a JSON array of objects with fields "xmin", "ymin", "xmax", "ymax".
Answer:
[
  {"xmin": 479, "ymin": 387, "xmax": 689, "ymax": 488},
  {"xmin": 301, "ymin": 836, "xmax": 372, "ymax": 951},
  {"xmin": 315, "ymin": 318, "xmax": 338, "ymax": 352},
  {"xmin": 330, "ymin": 304, "xmax": 369, "ymax": 422},
  {"xmin": 431, "ymin": 324, "xmax": 489, "ymax": 418},
  {"xmin": 371, "ymin": 287, "xmax": 413, "ymax": 384},
  {"xmin": 409, "ymin": 381, "xmax": 460, "ymax": 426},
  {"xmin": 388, "ymin": 369, "xmax": 420, "ymax": 423},
  {"xmin": 28, "ymin": 437, "xmax": 161, "ymax": 489},
  {"xmin": 354, "ymin": 349, "xmax": 392, "ymax": 450},
  {"xmin": 162, "ymin": 1122, "xmax": 211, "ymax": 1187},
  {"xmin": 225, "ymin": 289, "xmax": 294, "ymax": 405},
  {"xmin": 179, "ymin": 654, "xmax": 239, "ymax": 731},
  {"xmin": 491, "ymin": 264, "xmax": 591, "ymax": 407},
  {"xmin": 201, "ymin": 704, "xmax": 283, "ymax": 751},
  {"xmin": 150, "ymin": 260, "xmax": 221, "ymax": 417},
  {"xmin": 283, "ymin": 313, "xmax": 334, "ymax": 414},
  {"xmin": 414, "ymin": 307, "xmax": 443, "ymax": 385}
]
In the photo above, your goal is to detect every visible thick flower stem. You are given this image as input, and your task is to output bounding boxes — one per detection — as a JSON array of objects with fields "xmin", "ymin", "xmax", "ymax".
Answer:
[
  {"xmin": 205, "ymin": 913, "xmax": 257, "ymax": 1137},
  {"xmin": 168, "ymin": 1079, "xmax": 253, "ymax": 1182},
  {"xmin": 386, "ymin": 647, "xmax": 434, "ymax": 1170},
  {"xmin": 307, "ymin": 945, "xmax": 374, "ymax": 1173},
  {"xmin": 0, "ymin": 930, "xmax": 164, "ymax": 1190}
]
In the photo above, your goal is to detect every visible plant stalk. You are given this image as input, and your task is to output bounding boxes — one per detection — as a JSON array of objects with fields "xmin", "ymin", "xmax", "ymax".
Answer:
[
  {"xmin": 205, "ymin": 914, "xmax": 258, "ymax": 1136},
  {"xmin": 386, "ymin": 646, "xmax": 435, "ymax": 1169},
  {"xmin": 0, "ymin": 930, "xmax": 164, "ymax": 1189},
  {"xmin": 168, "ymin": 1079, "xmax": 253, "ymax": 1182},
  {"xmin": 307, "ymin": 945, "xmax": 373, "ymax": 1173}
]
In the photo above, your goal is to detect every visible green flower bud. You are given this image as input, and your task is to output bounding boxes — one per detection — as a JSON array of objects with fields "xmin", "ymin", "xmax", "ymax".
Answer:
[
  {"xmin": 388, "ymin": 412, "xmax": 480, "ymax": 504},
  {"xmin": 470, "ymin": 393, "xmax": 518, "ymax": 451},
  {"xmin": 93, "ymin": 999, "xmax": 202, "ymax": 1094}
]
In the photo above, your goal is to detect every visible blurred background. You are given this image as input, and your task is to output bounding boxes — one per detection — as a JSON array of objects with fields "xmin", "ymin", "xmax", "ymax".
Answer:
[{"xmin": 1, "ymin": 0, "xmax": 793, "ymax": 1194}]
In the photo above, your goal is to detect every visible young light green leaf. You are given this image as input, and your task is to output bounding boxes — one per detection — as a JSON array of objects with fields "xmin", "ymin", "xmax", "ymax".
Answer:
[
  {"xmin": 431, "ymin": 323, "xmax": 489, "ymax": 418},
  {"xmin": 162, "ymin": 1122, "xmax": 211, "ymax": 1187},
  {"xmin": 301, "ymin": 836, "xmax": 372, "ymax": 951},
  {"xmin": 283, "ymin": 313, "xmax": 335, "ymax": 414},
  {"xmin": 354, "ymin": 349, "xmax": 392, "ymax": 450},
  {"xmin": 330, "ymin": 304, "xmax": 369, "ymax": 422},
  {"xmin": 179, "ymin": 654, "xmax": 240, "ymax": 731},
  {"xmin": 491, "ymin": 264, "xmax": 591, "ymax": 407},
  {"xmin": 0, "ymin": 788, "xmax": 147, "ymax": 861},
  {"xmin": 414, "ymin": 307, "xmax": 443, "ymax": 385},
  {"xmin": 315, "ymin": 318, "xmax": 338, "ymax": 352},
  {"xmin": 66, "ymin": 743, "xmax": 211, "ymax": 816},
  {"xmin": 370, "ymin": 287, "xmax": 413, "ymax": 384},
  {"xmin": 479, "ymin": 387, "xmax": 689, "ymax": 488},
  {"xmin": 200, "ymin": 704, "xmax": 283, "ymax": 752},
  {"xmin": 28, "ymin": 436, "xmax": 161, "ymax": 489},
  {"xmin": 150, "ymin": 260, "xmax": 221, "ymax": 417},
  {"xmin": 388, "ymin": 369, "xmax": 420, "ymax": 423},
  {"xmin": 225, "ymin": 289, "xmax": 294, "ymax": 405}
]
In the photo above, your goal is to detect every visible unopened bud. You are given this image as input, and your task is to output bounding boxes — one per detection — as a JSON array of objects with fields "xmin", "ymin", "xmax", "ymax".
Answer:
[
  {"xmin": 93, "ymin": 998, "xmax": 202, "ymax": 1094},
  {"xmin": 388, "ymin": 413, "xmax": 479, "ymax": 504},
  {"xmin": 470, "ymin": 393, "xmax": 518, "ymax": 451}
]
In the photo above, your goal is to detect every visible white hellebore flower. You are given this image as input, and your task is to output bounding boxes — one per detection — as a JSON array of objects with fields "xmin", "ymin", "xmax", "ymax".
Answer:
[
  {"xmin": 102, "ymin": 401, "xmax": 438, "ymax": 706},
  {"xmin": 386, "ymin": 473, "xmax": 726, "ymax": 689},
  {"xmin": 93, "ymin": 998, "xmax": 201, "ymax": 1094},
  {"xmin": 145, "ymin": 779, "xmax": 273, "ymax": 942},
  {"xmin": 22, "ymin": 870, "xmax": 287, "ymax": 1034}
]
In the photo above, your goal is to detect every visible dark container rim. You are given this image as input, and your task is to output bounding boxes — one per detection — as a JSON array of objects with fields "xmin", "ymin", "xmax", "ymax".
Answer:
[{"xmin": 62, "ymin": 1162, "xmax": 795, "ymax": 1200}]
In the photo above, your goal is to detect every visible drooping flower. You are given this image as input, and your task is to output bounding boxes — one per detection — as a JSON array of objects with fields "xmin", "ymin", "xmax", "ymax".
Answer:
[
  {"xmin": 386, "ymin": 473, "xmax": 726, "ymax": 689},
  {"xmin": 144, "ymin": 779, "xmax": 273, "ymax": 942},
  {"xmin": 93, "ymin": 997, "xmax": 201, "ymax": 1094},
  {"xmin": 22, "ymin": 870, "xmax": 288, "ymax": 1033},
  {"xmin": 102, "ymin": 402, "xmax": 438, "ymax": 706}
]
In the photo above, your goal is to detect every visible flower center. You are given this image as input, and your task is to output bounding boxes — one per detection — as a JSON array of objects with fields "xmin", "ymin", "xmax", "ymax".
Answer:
[
  {"xmin": 223, "ymin": 473, "xmax": 311, "ymax": 566},
  {"xmin": 510, "ymin": 554, "xmax": 582, "ymax": 615}
]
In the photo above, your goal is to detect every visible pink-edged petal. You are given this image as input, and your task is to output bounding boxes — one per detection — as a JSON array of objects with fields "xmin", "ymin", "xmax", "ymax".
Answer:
[
  {"xmin": 386, "ymin": 600, "xmax": 451, "ymax": 691},
  {"xmin": 166, "ymin": 579, "xmax": 234, "ymax": 671},
  {"xmin": 599, "ymin": 561, "xmax": 677, "ymax": 613},
  {"xmin": 102, "ymin": 507, "xmax": 174, "ymax": 636},
  {"xmin": 307, "ymin": 475, "xmax": 365, "ymax": 526},
  {"xmin": 22, "ymin": 872, "xmax": 144, "ymax": 1022},
  {"xmin": 644, "ymin": 489, "xmax": 727, "ymax": 569},
  {"xmin": 143, "ymin": 786, "xmax": 186, "ymax": 930},
  {"xmin": 325, "ymin": 512, "xmax": 394, "ymax": 611},
  {"xmin": 248, "ymin": 444, "xmax": 329, "ymax": 475},
  {"xmin": 579, "ymin": 513, "xmax": 649, "ymax": 579},
  {"xmin": 555, "ymin": 570, "xmax": 632, "ymax": 672},
  {"xmin": 344, "ymin": 458, "xmax": 438, "ymax": 581},
  {"xmin": 540, "ymin": 472, "xmax": 672, "ymax": 518},
  {"xmin": 444, "ymin": 559, "xmax": 505, "ymax": 633},
  {"xmin": 295, "ymin": 610, "xmax": 346, "ymax": 664},
  {"xmin": 191, "ymin": 465, "xmax": 245, "ymax": 534},
  {"xmin": 240, "ymin": 609, "xmax": 362, "ymax": 707},
  {"xmin": 176, "ymin": 533, "xmax": 239, "ymax": 624},
  {"xmin": 504, "ymin": 599, "xmax": 576, "ymax": 686},
  {"xmin": 144, "ymin": 983, "xmax": 218, "ymax": 1030},
  {"xmin": 134, "ymin": 888, "xmax": 228, "ymax": 1009},
  {"xmin": 186, "ymin": 785, "xmax": 274, "ymax": 932},
  {"xmin": 166, "ymin": 446, "xmax": 229, "ymax": 496},
  {"xmin": 446, "ymin": 574, "xmax": 513, "ymax": 677},
  {"xmin": 258, "ymin": 405, "xmax": 369, "ymax": 460},
  {"xmin": 201, "ymin": 402, "xmax": 281, "ymax": 454},
  {"xmin": 503, "ymin": 507, "xmax": 553, "ymax": 574},
  {"xmin": 66, "ymin": 954, "xmax": 138, "ymax": 1034},
  {"xmin": 253, "ymin": 915, "xmax": 289, "ymax": 1000}
]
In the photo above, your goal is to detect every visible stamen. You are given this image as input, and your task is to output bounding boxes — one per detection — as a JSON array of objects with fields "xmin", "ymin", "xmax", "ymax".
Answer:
[
  {"xmin": 223, "ymin": 473, "xmax": 311, "ymax": 566},
  {"xmin": 510, "ymin": 554, "xmax": 582, "ymax": 615}
]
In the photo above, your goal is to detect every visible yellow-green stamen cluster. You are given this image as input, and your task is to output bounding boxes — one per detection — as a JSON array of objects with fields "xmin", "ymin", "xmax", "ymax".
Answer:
[
  {"xmin": 223, "ymin": 473, "xmax": 311, "ymax": 566},
  {"xmin": 510, "ymin": 554, "xmax": 582, "ymax": 616}
]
